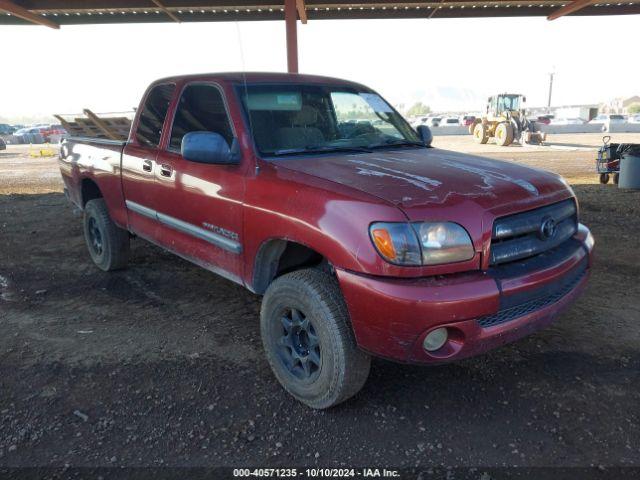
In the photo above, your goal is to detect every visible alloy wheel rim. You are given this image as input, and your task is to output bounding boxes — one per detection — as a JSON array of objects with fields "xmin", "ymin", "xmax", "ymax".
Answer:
[{"xmin": 276, "ymin": 307, "xmax": 321, "ymax": 382}]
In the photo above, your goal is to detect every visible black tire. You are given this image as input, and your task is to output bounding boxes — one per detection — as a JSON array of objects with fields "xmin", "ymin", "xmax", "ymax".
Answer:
[
  {"xmin": 599, "ymin": 173, "xmax": 610, "ymax": 184},
  {"xmin": 613, "ymin": 172, "xmax": 619, "ymax": 185},
  {"xmin": 260, "ymin": 269, "xmax": 371, "ymax": 409},
  {"xmin": 83, "ymin": 198, "xmax": 130, "ymax": 271}
]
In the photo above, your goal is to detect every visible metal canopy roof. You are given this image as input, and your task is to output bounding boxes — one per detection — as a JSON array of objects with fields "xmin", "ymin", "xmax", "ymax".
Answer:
[{"xmin": 1, "ymin": 0, "xmax": 639, "ymax": 27}]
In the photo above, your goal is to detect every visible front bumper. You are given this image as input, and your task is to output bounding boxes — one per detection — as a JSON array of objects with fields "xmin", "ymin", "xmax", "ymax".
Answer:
[{"xmin": 336, "ymin": 224, "xmax": 593, "ymax": 364}]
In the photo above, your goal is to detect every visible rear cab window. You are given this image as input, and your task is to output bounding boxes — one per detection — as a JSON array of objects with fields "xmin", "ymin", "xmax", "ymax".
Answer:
[{"xmin": 135, "ymin": 83, "xmax": 176, "ymax": 147}]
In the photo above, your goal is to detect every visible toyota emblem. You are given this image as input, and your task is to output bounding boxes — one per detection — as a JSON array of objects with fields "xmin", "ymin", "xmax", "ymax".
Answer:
[{"xmin": 539, "ymin": 217, "xmax": 557, "ymax": 240}]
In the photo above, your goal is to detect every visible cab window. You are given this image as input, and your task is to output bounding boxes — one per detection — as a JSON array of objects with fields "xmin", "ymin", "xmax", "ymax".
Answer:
[
  {"xmin": 169, "ymin": 84, "xmax": 234, "ymax": 152},
  {"xmin": 135, "ymin": 83, "xmax": 175, "ymax": 147}
]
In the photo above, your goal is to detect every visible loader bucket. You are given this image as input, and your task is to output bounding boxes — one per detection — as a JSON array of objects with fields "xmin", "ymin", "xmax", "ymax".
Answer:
[{"xmin": 522, "ymin": 131, "xmax": 546, "ymax": 145}]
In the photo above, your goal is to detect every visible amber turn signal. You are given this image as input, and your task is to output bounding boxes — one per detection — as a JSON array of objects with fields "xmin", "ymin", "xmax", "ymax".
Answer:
[
  {"xmin": 368, "ymin": 223, "xmax": 422, "ymax": 266},
  {"xmin": 371, "ymin": 228, "xmax": 397, "ymax": 261}
]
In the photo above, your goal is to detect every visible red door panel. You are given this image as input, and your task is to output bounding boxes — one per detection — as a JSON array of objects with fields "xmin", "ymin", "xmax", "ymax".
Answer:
[{"xmin": 152, "ymin": 149, "xmax": 246, "ymax": 284}]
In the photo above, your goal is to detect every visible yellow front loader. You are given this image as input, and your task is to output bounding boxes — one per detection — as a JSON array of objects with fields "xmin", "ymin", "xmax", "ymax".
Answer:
[{"xmin": 471, "ymin": 94, "xmax": 546, "ymax": 146}]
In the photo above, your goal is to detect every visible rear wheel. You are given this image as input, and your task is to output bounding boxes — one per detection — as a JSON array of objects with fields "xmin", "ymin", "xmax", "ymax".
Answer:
[
  {"xmin": 473, "ymin": 123, "xmax": 489, "ymax": 144},
  {"xmin": 260, "ymin": 269, "xmax": 371, "ymax": 409},
  {"xmin": 495, "ymin": 123, "xmax": 514, "ymax": 146},
  {"xmin": 599, "ymin": 173, "xmax": 610, "ymax": 184},
  {"xmin": 83, "ymin": 198, "xmax": 130, "ymax": 271}
]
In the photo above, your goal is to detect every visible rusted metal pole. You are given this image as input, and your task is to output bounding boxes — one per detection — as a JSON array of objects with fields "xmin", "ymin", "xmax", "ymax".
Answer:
[{"xmin": 284, "ymin": 0, "xmax": 298, "ymax": 73}]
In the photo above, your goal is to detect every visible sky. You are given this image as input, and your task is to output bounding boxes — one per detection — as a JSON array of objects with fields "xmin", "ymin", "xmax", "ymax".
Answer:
[{"xmin": 0, "ymin": 14, "xmax": 639, "ymax": 121}]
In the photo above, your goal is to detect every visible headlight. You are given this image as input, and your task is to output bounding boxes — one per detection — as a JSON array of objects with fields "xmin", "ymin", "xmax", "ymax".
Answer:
[
  {"xmin": 414, "ymin": 222, "xmax": 475, "ymax": 265},
  {"xmin": 369, "ymin": 222, "xmax": 474, "ymax": 266}
]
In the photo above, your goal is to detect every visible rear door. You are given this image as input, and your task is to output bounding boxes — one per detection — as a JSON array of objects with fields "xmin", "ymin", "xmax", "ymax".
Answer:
[
  {"xmin": 121, "ymin": 82, "xmax": 175, "ymax": 242},
  {"xmin": 153, "ymin": 82, "xmax": 247, "ymax": 284}
]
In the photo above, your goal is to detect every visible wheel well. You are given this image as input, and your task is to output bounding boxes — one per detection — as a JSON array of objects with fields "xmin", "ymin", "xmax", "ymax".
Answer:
[
  {"xmin": 252, "ymin": 240, "xmax": 325, "ymax": 294},
  {"xmin": 81, "ymin": 178, "xmax": 102, "ymax": 207}
]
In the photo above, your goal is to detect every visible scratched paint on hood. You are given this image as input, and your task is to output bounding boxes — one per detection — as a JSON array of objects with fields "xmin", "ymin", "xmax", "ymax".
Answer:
[
  {"xmin": 349, "ymin": 159, "xmax": 442, "ymax": 191},
  {"xmin": 274, "ymin": 147, "xmax": 567, "ymax": 210},
  {"xmin": 355, "ymin": 167, "xmax": 439, "ymax": 195},
  {"xmin": 440, "ymin": 160, "xmax": 539, "ymax": 196}
]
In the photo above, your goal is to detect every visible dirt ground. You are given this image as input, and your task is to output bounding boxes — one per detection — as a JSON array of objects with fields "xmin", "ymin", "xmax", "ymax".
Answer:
[{"xmin": 1, "ymin": 134, "xmax": 639, "ymax": 475}]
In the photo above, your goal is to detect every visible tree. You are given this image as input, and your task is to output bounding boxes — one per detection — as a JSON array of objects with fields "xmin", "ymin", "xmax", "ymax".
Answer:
[
  {"xmin": 628, "ymin": 103, "xmax": 640, "ymax": 115},
  {"xmin": 406, "ymin": 102, "xmax": 431, "ymax": 117}
]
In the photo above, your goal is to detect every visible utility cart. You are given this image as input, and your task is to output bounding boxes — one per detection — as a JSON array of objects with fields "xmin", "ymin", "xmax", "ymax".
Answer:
[{"xmin": 597, "ymin": 136, "xmax": 620, "ymax": 184}]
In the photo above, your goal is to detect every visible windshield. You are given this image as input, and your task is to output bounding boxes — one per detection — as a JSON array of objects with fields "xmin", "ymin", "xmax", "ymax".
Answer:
[
  {"xmin": 237, "ymin": 84, "xmax": 421, "ymax": 156},
  {"xmin": 496, "ymin": 95, "xmax": 521, "ymax": 112}
]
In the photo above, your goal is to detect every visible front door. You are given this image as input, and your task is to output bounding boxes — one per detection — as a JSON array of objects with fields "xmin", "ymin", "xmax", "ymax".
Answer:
[{"xmin": 153, "ymin": 82, "xmax": 247, "ymax": 284}]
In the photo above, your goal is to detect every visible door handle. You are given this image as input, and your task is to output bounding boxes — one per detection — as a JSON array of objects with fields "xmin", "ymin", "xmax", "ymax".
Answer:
[
  {"xmin": 159, "ymin": 164, "xmax": 173, "ymax": 177},
  {"xmin": 142, "ymin": 160, "xmax": 153, "ymax": 172}
]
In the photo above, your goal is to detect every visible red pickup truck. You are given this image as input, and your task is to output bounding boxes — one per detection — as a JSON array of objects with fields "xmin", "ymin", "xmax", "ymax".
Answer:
[{"xmin": 59, "ymin": 73, "xmax": 593, "ymax": 409}]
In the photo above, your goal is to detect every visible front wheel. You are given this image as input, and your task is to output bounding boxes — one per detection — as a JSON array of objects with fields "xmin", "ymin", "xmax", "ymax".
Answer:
[
  {"xmin": 495, "ymin": 123, "xmax": 514, "ymax": 146},
  {"xmin": 83, "ymin": 198, "xmax": 130, "ymax": 271},
  {"xmin": 473, "ymin": 123, "xmax": 489, "ymax": 144},
  {"xmin": 260, "ymin": 269, "xmax": 371, "ymax": 409}
]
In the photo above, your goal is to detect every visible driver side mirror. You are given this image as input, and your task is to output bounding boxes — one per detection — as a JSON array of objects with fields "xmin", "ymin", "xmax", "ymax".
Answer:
[
  {"xmin": 181, "ymin": 131, "xmax": 241, "ymax": 165},
  {"xmin": 416, "ymin": 125, "xmax": 433, "ymax": 147}
]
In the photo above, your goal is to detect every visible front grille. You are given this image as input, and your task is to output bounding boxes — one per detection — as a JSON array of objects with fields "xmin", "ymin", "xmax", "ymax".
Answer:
[
  {"xmin": 490, "ymin": 199, "xmax": 577, "ymax": 266},
  {"xmin": 478, "ymin": 258, "xmax": 588, "ymax": 328}
]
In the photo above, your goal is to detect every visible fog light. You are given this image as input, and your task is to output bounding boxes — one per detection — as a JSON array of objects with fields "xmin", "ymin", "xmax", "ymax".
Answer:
[{"xmin": 423, "ymin": 328, "xmax": 448, "ymax": 352}]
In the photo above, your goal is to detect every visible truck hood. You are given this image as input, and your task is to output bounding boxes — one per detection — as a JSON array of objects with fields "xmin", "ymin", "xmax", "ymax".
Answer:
[{"xmin": 274, "ymin": 147, "xmax": 571, "ymax": 218}]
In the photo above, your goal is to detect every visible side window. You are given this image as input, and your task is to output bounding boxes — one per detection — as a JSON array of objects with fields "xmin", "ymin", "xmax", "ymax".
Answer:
[
  {"xmin": 135, "ymin": 83, "xmax": 175, "ymax": 147},
  {"xmin": 169, "ymin": 84, "xmax": 234, "ymax": 152}
]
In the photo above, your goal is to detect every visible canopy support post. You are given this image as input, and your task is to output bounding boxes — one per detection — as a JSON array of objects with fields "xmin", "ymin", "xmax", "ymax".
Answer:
[{"xmin": 285, "ymin": 0, "xmax": 298, "ymax": 73}]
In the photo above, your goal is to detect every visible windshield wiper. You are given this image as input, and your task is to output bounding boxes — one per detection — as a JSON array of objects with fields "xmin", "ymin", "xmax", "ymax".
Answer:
[
  {"xmin": 271, "ymin": 145, "xmax": 372, "ymax": 156},
  {"xmin": 367, "ymin": 139, "xmax": 425, "ymax": 150}
]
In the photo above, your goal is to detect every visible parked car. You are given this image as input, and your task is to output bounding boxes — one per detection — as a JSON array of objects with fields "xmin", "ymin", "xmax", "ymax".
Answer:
[
  {"xmin": 461, "ymin": 115, "xmax": 476, "ymax": 127},
  {"xmin": 628, "ymin": 114, "xmax": 640, "ymax": 124},
  {"xmin": 59, "ymin": 73, "xmax": 593, "ymax": 409},
  {"xmin": 410, "ymin": 116, "xmax": 430, "ymax": 128},
  {"xmin": 589, "ymin": 114, "xmax": 626, "ymax": 124},
  {"xmin": 425, "ymin": 116, "xmax": 441, "ymax": 127},
  {"xmin": 589, "ymin": 114, "xmax": 626, "ymax": 131},
  {"xmin": 0, "ymin": 123, "xmax": 15, "ymax": 135},
  {"xmin": 439, "ymin": 117, "xmax": 461, "ymax": 127},
  {"xmin": 551, "ymin": 118, "xmax": 586, "ymax": 125},
  {"xmin": 41, "ymin": 124, "xmax": 68, "ymax": 142},
  {"xmin": 535, "ymin": 116, "xmax": 552, "ymax": 125},
  {"xmin": 12, "ymin": 127, "xmax": 47, "ymax": 144},
  {"xmin": 412, "ymin": 116, "xmax": 442, "ymax": 128},
  {"xmin": 14, "ymin": 127, "xmax": 45, "ymax": 136}
]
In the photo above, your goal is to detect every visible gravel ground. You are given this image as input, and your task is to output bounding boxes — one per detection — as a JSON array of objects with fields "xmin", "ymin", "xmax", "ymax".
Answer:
[{"xmin": 1, "ymin": 135, "xmax": 639, "ymax": 477}]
